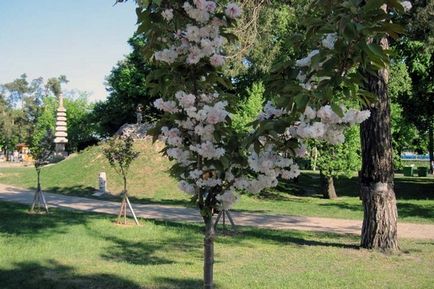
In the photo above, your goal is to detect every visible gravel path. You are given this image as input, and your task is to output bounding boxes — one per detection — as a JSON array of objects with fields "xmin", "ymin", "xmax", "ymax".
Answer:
[{"xmin": 0, "ymin": 183, "xmax": 433, "ymax": 240}]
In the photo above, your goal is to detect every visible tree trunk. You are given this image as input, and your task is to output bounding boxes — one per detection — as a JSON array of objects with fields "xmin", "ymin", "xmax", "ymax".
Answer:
[
  {"xmin": 323, "ymin": 176, "xmax": 337, "ymax": 199},
  {"xmin": 428, "ymin": 123, "xmax": 433, "ymax": 174},
  {"xmin": 360, "ymin": 36, "xmax": 398, "ymax": 252},
  {"xmin": 203, "ymin": 215, "xmax": 215, "ymax": 289},
  {"xmin": 36, "ymin": 167, "xmax": 41, "ymax": 192},
  {"xmin": 123, "ymin": 175, "xmax": 127, "ymax": 193},
  {"xmin": 320, "ymin": 171, "xmax": 326, "ymax": 194}
]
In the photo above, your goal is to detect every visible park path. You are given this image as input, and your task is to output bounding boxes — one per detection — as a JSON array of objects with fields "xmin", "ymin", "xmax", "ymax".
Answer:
[{"xmin": 0, "ymin": 183, "xmax": 433, "ymax": 240}]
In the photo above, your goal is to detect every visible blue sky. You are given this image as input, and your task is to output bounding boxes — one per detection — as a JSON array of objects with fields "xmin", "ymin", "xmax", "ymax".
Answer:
[{"xmin": 0, "ymin": 0, "xmax": 137, "ymax": 102}]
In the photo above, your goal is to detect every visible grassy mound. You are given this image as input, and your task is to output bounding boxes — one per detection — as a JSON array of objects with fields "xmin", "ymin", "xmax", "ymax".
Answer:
[{"xmin": 0, "ymin": 139, "xmax": 187, "ymax": 204}]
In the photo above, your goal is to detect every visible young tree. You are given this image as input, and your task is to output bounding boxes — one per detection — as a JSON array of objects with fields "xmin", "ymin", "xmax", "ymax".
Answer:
[
  {"xmin": 136, "ymin": 1, "xmax": 374, "ymax": 288},
  {"xmin": 231, "ymin": 82, "xmax": 265, "ymax": 133},
  {"xmin": 103, "ymin": 136, "xmax": 140, "ymax": 225},
  {"xmin": 137, "ymin": 2, "xmax": 304, "ymax": 288},
  {"xmin": 29, "ymin": 129, "xmax": 55, "ymax": 213},
  {"xmin": 315, "ymin": 127, "xmax": 361, "ymax": 199}
]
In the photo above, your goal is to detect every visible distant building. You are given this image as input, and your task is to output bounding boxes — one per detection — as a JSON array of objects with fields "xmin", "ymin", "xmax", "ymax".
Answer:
[{"xmin": 15, "ymin": 143, "xmax": 32, "ymax": 162}]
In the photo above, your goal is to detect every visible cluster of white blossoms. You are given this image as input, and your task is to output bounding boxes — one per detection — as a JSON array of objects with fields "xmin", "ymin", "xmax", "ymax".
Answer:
[
  {"xmin": 294, "ymin": 32, "xmax": 339, "ymax": 91},
  {"xmin": 244, "ymin": 145, "xmax": 300, "ymax": 194},
  {"xmin": 258, "ymin": 101, "xmax": 370, "ymax": 145},
  {"xmin": 152, "ymin": 1, "xmax": 306, "ymax": 210},
  {"xmin": 401, "ymin": 1, "xmax": 412, "ymax": 12},
  {"xmin": 156, "ymin": 89, "xmax": 303, "ymax": 208},
  {"xmin": 293, "ymin": 105, "xmax": 370, "ymax": 144},
  {"xmin": 155, "ymin": 0, "xmax": 242, "ymax": 67}
]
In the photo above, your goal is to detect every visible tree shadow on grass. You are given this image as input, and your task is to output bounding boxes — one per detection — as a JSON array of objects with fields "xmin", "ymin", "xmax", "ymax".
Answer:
[
  {"xmin": 319, "ymin": 201, "xmax": 434, "ymax": 221},
  {"xmin": 0, "ymin": 202, "xmax": 97, "ymax": 237},
  {"xmin": 147, "ymin": 219, "xmax": 360, "ymax": 250},
  {"xmin": 44, "ymin": 185, "xmax": 193, "ymax": 208},
  {"xmin": 397, "ymin": 203, "xmax": 434, "ymax": 221},
  {"xmin": 99, "ymin": 235, "xmax": 176, "ymax": 266},
  {"xmin": 84, "ymin": 223, "xmax": 200, "ymax": 266},
  {"xmin": 233, "ymin": 227, "xmax": 360, "ymax": 250},
  {"xmin": 394, "ymin": 177, "xmax": 434, "ymax": 200},
  {"xmin": 45, "ymin": 185, "xmax": 97, "ymax": 197},
  {"xmin": 0, "ymin": 260, "xmax": 206, "ymax": 289}
]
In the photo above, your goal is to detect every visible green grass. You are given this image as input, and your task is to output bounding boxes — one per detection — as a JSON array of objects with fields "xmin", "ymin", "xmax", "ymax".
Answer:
[
  {"xmin": 233, "ymin": 173, "xmax": 434, "ymax": 224},
  {"xmin": 0, "ymin": 202, "xmax": 433, "ymax": 289},
  {"xmin": 0, "ymin": 140, "xmax": 186, "ymax": 205},
  {"xmin": 0, "ymin": 140, "xmax": 433, "ymax": 223}
]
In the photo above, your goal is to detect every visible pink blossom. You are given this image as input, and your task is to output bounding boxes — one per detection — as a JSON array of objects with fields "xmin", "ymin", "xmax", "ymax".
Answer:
[
  {"xmin": 225, "ymin": 3, "xmax": 242, "ymax": 19},
  {"xmin": 210, "ymin": 54, "xmax": 225, "ymax": 67}
]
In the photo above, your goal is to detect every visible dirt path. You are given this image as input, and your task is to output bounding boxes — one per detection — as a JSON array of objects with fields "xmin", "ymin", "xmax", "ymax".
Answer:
[{"xmin": 0, "ymin": 183, "xmax": 433, "ymax": 240}]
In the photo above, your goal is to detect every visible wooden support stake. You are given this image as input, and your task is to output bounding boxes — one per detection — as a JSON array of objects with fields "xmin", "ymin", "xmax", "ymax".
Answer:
[
  {"xmin": 214, "ymin": 210, "xmax": 236, "ymax": 234},
  {"xmin": 30, "ymin": 190, "xmax": 49, "ymax": 213},
  {"xmin": 117, "ymin": 191, "xmax": 139, "ymax": 225}
]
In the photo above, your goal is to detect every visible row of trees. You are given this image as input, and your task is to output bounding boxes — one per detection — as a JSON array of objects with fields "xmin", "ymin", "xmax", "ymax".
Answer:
[{"xmin": 0, "ymin": 75, "xmax": 99, "ymax": 156}]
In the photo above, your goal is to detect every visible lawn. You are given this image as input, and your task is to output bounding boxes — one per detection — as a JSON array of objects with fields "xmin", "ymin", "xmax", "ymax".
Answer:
[
  {"xmin": 0, "ymin": 202, "xmax": 433, "ymax": 289},
  {"xmin": 0, "ymin": 140, "xmax": 433, "ymax": 224}
]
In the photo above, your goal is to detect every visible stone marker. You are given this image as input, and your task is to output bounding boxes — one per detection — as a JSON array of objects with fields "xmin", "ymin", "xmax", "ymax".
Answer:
[{"xmin": 93, "ymin": 172, "xmax": 107, "ymax": 197}]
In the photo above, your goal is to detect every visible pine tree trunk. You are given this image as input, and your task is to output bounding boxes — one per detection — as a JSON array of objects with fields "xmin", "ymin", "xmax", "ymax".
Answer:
[
  {"xmin": 360, "ymin": 36, "xmax": 398, "ymax": 252},
  {"xmin": 203, "ymin": 215, "xmax": 215, "ymax": 289},
  {"xmin": 323, "ymin": 176, "xmax": 337, "ymax": 199}
]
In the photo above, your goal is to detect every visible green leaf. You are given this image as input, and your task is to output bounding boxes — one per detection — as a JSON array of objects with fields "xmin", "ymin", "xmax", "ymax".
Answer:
[
  {"xmin": 364, "ymin": 0, "xmax": 384, "ymax": 11},
  {"xmin": 331, "ymin": 103, "xmax": 344, "ymax": 117},
  {"xmin": 294, "ymin": 94, "xmax": 309, "ymax": 110},
  {"xmin": 381, "ymin": 22, "xmax": 405, "ymax": 35}
]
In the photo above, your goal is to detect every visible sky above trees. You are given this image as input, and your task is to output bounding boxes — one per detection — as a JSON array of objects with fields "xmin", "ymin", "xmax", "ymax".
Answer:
[{"xmin": 0, "ymin": 0, "xmax": 136, "ymax": 102}]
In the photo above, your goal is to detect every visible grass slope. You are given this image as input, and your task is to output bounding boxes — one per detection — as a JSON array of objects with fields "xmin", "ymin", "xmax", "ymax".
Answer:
[
  {"xmin": 0, "ymin": 202, "xmax": 433, "ymax": 289},
  {"xmin": 0, "ymin": 140, "xmax": 187, "ymax": 204},
  {"xmin": 0, "ymin": 139, "xmax": 433, "ymax": 223}
]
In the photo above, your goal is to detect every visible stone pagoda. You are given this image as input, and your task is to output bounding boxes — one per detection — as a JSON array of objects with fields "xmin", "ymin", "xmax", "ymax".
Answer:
[{"xmin": 54, "ymin": 93, "xmax": 68, "ymax": 158}]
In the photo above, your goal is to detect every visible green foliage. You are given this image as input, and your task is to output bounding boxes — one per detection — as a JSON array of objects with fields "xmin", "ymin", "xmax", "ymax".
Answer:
[
  {"xmin": 32, "ymin": 95, "xmax": 98, "ymax": 153},
  {"xmin": 92, "ymin": 35, "xmax": 159, "ymax": 136},
  {"xmin": 103, "ymin": 136, "xmax": 140, "ymax": 188},
  {"xmin": 314, "ymin": 126, "xmax": 361, "ymax": 178},
  {"xmin": 231, "ymin": 82, "xmax": 264, "ymax": 133},
  {"xmin": 0, "ymin": 74, "xmax": 70, "ymax": 152},
  {"xmin": 388, "ymin": 62, "xmax": 423, "ymax": 168},
  {"xmin": 45, "ymin": 76, "xmax": 68, "ymax": 98},
  {"xmin": 254, "ymin": 0, "xmax": 406, "ymax": 144},
  {"xmin": 225, "ymin": 1, "xmax": 298, "ymax": 76},
  {"xmin": 29, "ymin": 129, "xmax": 55, "ymax": 168},
  {"xmin": 64, "ymin": 94, "xmax": 98, "ymax": 152},
  {"xmin": 393, "ymin": 1, "xmax": 434, "ymax": 170}
]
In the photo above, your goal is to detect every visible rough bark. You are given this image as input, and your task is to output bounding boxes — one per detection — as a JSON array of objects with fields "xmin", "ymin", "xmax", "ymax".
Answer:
[
  {"xmin": 360, "ymin": 37, "xmax": 399, "ymax": 252},
  {"xmin": 323, "ymin": 176, "xmax": 337, "ymax": 199},
  {"xmin": 203, "ymin": 215, "xmax": 215, "ymax": 289}
]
